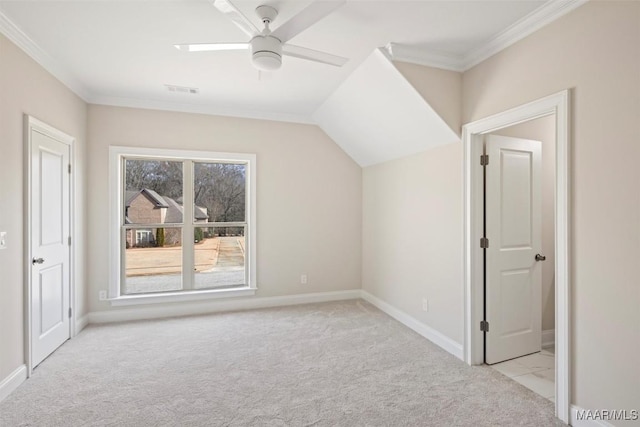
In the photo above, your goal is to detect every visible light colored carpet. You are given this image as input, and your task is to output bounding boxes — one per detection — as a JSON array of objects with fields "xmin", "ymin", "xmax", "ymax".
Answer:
[{"xmin": 0, "ymin": 300, "xmax": 563, "ymax": 426}]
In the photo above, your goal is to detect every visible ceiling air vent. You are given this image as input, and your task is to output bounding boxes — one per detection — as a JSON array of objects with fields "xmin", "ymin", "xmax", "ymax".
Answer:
[{"xmin": 165, "ymin": 84, "xmax": 199, "ymax": 94}]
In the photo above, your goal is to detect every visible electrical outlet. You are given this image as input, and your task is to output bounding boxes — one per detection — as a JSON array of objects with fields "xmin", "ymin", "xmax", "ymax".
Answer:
[
  {"xmin": 0, "ymin": 232, "xmax": 6, "ymax": 249},
  {"xmin": 98, "ymin": 290, "xmax": 107, "ymax": 301},
  {"xmin": 300, "ymin": 274, "xmax": 308, "ymax": 285},
  {"xmin": 422, "ymin": 298, "xmax": 429, "ymax": 312}
]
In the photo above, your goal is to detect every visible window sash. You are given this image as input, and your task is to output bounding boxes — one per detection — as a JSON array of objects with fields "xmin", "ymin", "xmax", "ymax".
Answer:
[{"xmin": 111, "ymin": 147, "xmax": 256, "ymax": 302}]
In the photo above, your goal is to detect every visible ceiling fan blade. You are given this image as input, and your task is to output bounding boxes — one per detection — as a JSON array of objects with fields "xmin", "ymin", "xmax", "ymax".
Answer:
[
  {"xmin": 272, "ymin": 0, "xmax": 345, "ymax": 43},
  {"xmin": 282, "ymin": 44, "xmax": 348, "ymax": 67},
  {"xmin": 210, "ymin": 0, "xmax": 259, "ymax": 38},
  {"xmin": 174, "ymin": 42, "xmax": 249, "ymax": 52}
]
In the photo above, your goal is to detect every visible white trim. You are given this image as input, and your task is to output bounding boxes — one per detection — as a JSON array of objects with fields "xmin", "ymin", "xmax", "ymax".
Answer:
[
  {"xmin": 462, "ymin": 90, "xmax": 571, "ymax": 423},
  {"xmin": 24, "ymin": 115, "xmax": 76, "ymax": 377},
  {"xmin": 387, "ymin": 0, "xmax": 588, "ymax": 72},
  {"xmin": 89, "ymin": 289, "xmax": 361, "ymax": 324},
  {"xmin": 542, "ymin": 329, "xmax": 555, "ymax": 348},
  {"xmin": 75, "ymin": 314, "xmax": 89, "ymax": 335},
  {"xmin": 461, "ymin": 0, "xmax": 589, "ymax": 70},
  {"xmin": 68, "ymin": 131, "xmax": 78, "ymax": 340},
  {"xmin": 89, "ymin": 96, "xmax": 314, "ymax": 125},
  {"xmin": 110, "ymin": 287, "xmax": 257, "ymax": 306},
  {"xmin": 0, "ymin": 365, "xmax": 27, "ymax": 403},
  {"xmin": 570, "ymin": 405, "xmax": 619, "ymax": 427},
  {"xmin": 108, "ymin": 146, "xmax": 257, "ymax": 301},
  {"xmin": 385, "ymin": 43, "xmax": 465, "ymax": 72},
  {"xmin": 360, "ymin": 291, "xmax": 463, "ymax": 360},
  {"xmin": 2, "ymin": 2, "xmax": 587, "ymax": 122},
  {"xmin": 0, "ymin": 11, "xmax": 89, "ymax": 101}
]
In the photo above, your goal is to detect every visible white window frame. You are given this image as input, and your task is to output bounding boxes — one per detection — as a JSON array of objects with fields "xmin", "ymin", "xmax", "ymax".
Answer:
[
  {"xmin": 109, "ymin": 146, "xmax": 257, "ymax": 305},
  {"xmin": 135, "ymin": 229, "xmax": 153, "ymax": 245}
]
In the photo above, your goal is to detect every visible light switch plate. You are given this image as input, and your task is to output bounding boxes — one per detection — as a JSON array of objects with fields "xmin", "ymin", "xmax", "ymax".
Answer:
[{"xmin": 0, "ymin": 232, "xmax": 6, "ymax": 249}]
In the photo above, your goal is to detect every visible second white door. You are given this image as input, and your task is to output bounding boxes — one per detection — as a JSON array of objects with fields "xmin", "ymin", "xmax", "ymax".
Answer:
[{"xmin": 485, "ymin": 134, "xmax": 543, "ymax": 364}]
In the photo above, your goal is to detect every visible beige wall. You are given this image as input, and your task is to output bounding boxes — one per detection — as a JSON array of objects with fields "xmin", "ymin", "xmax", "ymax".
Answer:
[
  {"xmin": 362, "ymin": 64, "xmax": 463, "ymax": 344},
  {"xmin": 2, "ymin": 0, "xmax": 638, "ymax": 416},
  {"xmin": 494, "ymin": 115, "xmax": 556, "ymax": 332},
  {"xmin": 87, "ymin": 105, "xmax": 362, "ymax": 312},
  {"xmin": 362, "ymin": 142, "xmax": 464, "ymax": 343},
  {"xmin": 0, "ymin": 34, "xmax": 87, "ymax": 380},
  {"xmin": 464, "ymin": 0, "xmax": 640, "ymax": 413},
  {"xmin": 364, "ymin": 1, "xmax": 639, "ymax": 415},
  {"xmin": 394, "ymin": 61, "xmax": 463, "ymax": 136}
]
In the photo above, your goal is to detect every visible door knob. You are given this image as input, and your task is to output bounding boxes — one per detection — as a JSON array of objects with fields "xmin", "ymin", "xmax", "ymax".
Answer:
[
  {"xmin": 535, "ymin": 254, "xmax": 546, "ymax": 262},
  {"xmin": 32, "ymin": 257, "xmax": 45, "ymax": 265}
]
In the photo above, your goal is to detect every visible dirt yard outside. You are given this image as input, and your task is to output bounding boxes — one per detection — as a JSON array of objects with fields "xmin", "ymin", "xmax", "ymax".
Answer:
[{"xmin": 125, "ymin": 236, "xmax": 244, "ymax": 277}]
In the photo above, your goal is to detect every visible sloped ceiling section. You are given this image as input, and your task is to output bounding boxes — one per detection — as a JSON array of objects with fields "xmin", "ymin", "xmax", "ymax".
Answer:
[{"xmin": 313, "ymin": 48, "xmax": 460, "ymax": 167}]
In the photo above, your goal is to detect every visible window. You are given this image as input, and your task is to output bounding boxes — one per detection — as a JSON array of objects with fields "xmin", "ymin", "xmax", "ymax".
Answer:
[
  {"xmin": 110, "ymin": 147, "xmax": 256, "ymax": 304},
  {"xmin": 135, "ymin": 229, "xmax": 154, "ymax": 246}
]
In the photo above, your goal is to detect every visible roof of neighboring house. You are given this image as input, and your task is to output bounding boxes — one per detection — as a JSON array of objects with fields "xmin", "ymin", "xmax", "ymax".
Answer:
[
  {"xmin": 194, "ymin": 205, "xmax": 209, "ymax": 221},
  {"xmin": 125, "ymin": 189, "xmax": 168, "ymax": 208},
  {"xmin": 126, "ymin": 188, "xmax": 209, "ymax": 223},
  {"xmin": 164, "ymin": 197, "xmax": 182, "ymax": 223},
  {"xmin": 164, "ymin": 197, "xmax": 209, "ymax": 222}
]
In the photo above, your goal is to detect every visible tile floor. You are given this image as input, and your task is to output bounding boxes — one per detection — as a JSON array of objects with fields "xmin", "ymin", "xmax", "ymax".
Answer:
[{"xmin": 489, "ymin": 346, "xmax": 555, "ymax": 402}]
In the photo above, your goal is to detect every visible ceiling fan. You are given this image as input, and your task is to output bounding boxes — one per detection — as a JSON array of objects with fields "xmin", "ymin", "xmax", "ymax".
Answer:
[{"xmin": 175, "ymin": 0, "xmax": 348, "ymax": 71}]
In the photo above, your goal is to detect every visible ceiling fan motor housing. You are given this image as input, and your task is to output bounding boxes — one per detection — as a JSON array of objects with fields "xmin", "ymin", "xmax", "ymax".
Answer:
[{"xmin": 251, "ymin": 35, "xmax": 282, "ymax": 71}]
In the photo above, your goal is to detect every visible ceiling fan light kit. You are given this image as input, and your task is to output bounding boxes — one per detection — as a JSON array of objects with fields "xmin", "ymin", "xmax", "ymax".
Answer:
[
  {"xmin": 175, "ymin": 0, "xmax": 348, "ymax": 72},
  {"xmin": 251, "ymin": 5, "xmax": 281, "ymax": 70},
  {"xmin": 251, "ymin": 40, "xmax": 282, "ymax": 70}
]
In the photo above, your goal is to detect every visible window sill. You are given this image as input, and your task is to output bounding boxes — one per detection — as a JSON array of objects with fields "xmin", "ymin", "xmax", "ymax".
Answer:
[{"xmin": 109, "ymin": 287, "xmax": 256, "ymax": 306}]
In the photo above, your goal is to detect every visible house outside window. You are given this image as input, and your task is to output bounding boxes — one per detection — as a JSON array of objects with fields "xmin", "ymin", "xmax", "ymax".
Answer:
[{"xmin": 109, "ymin": 147, "xmax": 256, "ymax": 304}]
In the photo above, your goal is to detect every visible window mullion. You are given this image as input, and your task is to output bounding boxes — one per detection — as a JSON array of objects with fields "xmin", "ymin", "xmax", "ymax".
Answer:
[{"xmin": 182, "ymin": 160, "xmax": 195, "ymax": 290}]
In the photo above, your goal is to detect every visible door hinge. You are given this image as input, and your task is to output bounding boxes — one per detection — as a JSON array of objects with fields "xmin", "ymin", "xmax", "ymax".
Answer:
[
  {"xmin": 480, "ymin": 154, "xmax": 489, "ymax": 166},
  {"xmin": 68, "ymin": 236, "xmax": 72, "ymax": 246},
  {"xmin": 68, "ymin": 307, "xmax": 72, "ymax": 319},
  {"xmin": 68, "ymin": 164, "xmax": 71, "ymax": 174},
  {"xmin": 480, "ymin": 320, "xmax": 489, "ymax": 332},
  {"xmin": 480, "ymin": 237, "xmax": 489, "ymax": 248}
]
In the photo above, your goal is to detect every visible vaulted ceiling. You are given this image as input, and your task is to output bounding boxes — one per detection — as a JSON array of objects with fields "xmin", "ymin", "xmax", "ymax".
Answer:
[
  {"xmin": 0, "ymin": 0, "xmax": 554, "ymax": 123},
  {"xmin": 2, "ymin": 1, "xmax": 588, "ymax": 166}
]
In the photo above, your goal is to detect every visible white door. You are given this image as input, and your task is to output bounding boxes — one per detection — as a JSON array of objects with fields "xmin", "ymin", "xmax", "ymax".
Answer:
[
  {"xmin": 30, "ymin": 124, "xmax": 71, "ymax": 368},
  {"xmin": 485, "ymin": 134, "xmax": 543, "ymax": 364}
]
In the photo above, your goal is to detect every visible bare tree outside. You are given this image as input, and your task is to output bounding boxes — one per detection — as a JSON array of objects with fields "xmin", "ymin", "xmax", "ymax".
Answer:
[
  {"xmin": 194, "ymin": 162, "xmax": 246, "ymax": 235},
  {"xmin": 125, "ymin": 160, "xmax": 246, "ymax": 225},
  {"xmin": 125, "ymin": 160, "xmax": 183, "ymax": 200}
]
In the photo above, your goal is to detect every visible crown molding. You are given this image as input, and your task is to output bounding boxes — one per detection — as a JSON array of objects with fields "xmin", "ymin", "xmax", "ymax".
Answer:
[
  {"xmin": 0, "ymin": 10, "xmax": 90, "ymax": 101},
  {"xmin": 385, "ymin": 43, "xmax": 465, "ymax": 72},
  {"xmin": 89, "ymin": 95, "xmax": 315, "ymax": 125},
  {"xmin": 387, "ymin": 0, "xmax": 588, "ymax": 73},
  {"xmin": 462, "ymin": 0, "xmax": 589, "ymax": 70},
  {"xmin": 1, "ymin": 1, "xmax": 589, "ymax": 119},
  {"xmin": 0, "ymin": 7, "xmax": 313, "ymax": 124}
]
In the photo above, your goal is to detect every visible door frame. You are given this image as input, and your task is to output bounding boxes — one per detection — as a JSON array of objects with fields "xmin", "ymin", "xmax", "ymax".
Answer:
[
  {"xmin": 462, "ymin": 90, "xmax": 570, "ymax": 423},
  {"xmin": 23, "ymin": 115, "xmax": 76, "ymax": 377}
]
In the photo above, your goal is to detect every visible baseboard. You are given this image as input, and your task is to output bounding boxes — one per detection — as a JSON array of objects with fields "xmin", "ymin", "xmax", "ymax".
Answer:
[
  {"xmin": 360, "ymin": 290, "xmax": 463, "ymax": 360},
  {"xmin": 88, "ymin": 289, "xmax": 362, "ymax": 324},
  {"xmin": 570, "ymin": 405, "xmax": 620, "ymax": 427},
  {"xmin": 75, "ymin": 314, "xmax": 89, "ymax": 335},
  {"xmin": 0, "ymin": 365, "xmax": 26, "ymax": 403},
  {"xmin": 542, "ymin": 329, "xmax": 555, "ymax": 348}
]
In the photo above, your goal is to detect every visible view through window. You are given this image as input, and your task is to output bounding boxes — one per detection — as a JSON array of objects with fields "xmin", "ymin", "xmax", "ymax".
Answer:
[{"xmin": 121, "ymin": 156, "xmax": 250, "ymax": 296}]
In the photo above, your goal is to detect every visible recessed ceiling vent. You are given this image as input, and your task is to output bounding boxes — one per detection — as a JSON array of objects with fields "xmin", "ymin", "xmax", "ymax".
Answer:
[{"xmin": 165, "ymin": 84, "xmax": 199, "ymax": 94}]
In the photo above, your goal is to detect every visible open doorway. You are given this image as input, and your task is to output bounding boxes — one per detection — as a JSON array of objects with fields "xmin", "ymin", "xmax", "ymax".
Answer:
[
  {"xmin": 462, "ymin": 90, "xmax": 570, "ymax": 423},
  {"xmin": 484, "ymin": 116, "xmax": 556, "ymax": 402}
]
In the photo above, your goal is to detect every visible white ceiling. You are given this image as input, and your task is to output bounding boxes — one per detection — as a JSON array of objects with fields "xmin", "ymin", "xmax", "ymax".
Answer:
[
  {"xmin": 314, "ymin": 49, "xmax": 459, "ymax": 166},
  {"xmin": 0, "ymin": 0, "xmax": 557, "ymax": 123}
]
